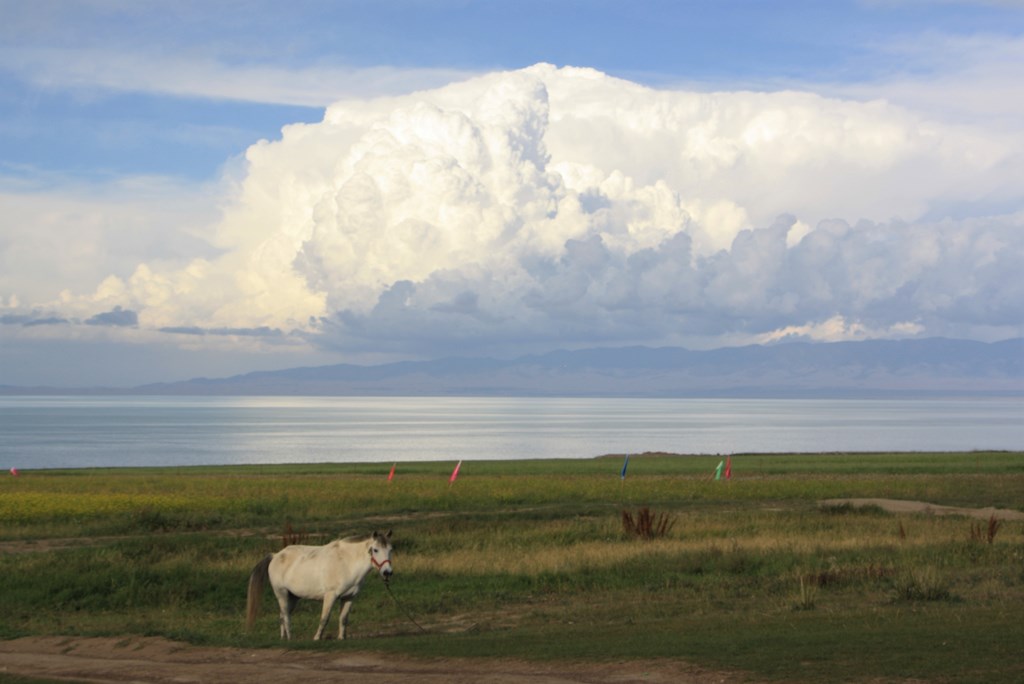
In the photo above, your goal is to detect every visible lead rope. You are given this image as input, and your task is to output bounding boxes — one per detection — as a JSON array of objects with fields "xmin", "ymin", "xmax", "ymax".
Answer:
[{"xmin": 382, "ymin": 578, "xmax": 428, "ymax": 634}]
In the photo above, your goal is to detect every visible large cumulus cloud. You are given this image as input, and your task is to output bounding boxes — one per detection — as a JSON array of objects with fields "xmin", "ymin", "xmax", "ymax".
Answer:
[{"xmin": 20, "ymin": 64, "xmax": 1024, "ymax": 355}]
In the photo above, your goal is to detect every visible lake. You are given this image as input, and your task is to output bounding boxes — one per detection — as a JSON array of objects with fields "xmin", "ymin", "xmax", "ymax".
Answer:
[{"xmin": 1, "ymin": 396, "xmax": 1021, "ymax": 470}]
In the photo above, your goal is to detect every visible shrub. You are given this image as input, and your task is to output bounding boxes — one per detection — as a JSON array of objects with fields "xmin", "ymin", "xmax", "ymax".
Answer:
[
  {"xmin": 969, "ymin": 515, "xmax": 1001, "ymax": 545},
  {"xmin": 792, "ymin": 573, "xmax": 817, "ymax": 611},
  {"xmin": 282, "ymin": 521, "xmax": 310, "ymax": 547},
  {"xmin": 621, "ymin": 507, "xmax": 675, "ymax": 540},
  {"xmin": 892, "ymin": 566, "xmax": 954, "ymax": 602}
]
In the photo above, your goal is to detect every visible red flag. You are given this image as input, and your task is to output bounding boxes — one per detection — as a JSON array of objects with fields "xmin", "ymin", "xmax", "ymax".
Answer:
[
  {"xmin": 724, "ymin": 456, "xmax": 732, "ymax": 480},
  {"xmin": 387, "ymin": 463, "xmax": 396, "ymax": 482},
  {"xmin": 449, "ymin": 460, "xmax": 462, "ymax": 484},
  {"xmin": 9, "ymin": 467, "xmax": 18, "ymax": 477}
]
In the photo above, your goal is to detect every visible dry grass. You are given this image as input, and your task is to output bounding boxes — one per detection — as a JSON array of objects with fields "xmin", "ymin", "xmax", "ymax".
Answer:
[{"xmin": 397, "ymin": 509, "xmax": 1018, "ymax": 576}]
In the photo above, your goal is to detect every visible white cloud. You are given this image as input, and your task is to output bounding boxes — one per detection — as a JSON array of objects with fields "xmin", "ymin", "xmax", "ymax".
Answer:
[
  {"xmin": 0, "ymin": 175, "xmax": 221, "ymax": 309},
  {"xmin": 6, "ymin": 64, "xmax": 1023, "ymax": 361},
  {"xmin": 0, "ymin": 46, "xmax": 475, "ymax": 107},
  {"xmin": 818, "ymin": 33, "xmax": 1024, "ymax": 127},
  {"xmin": 757, "ymin": 315, "xmax": 927, "ymax": 344}
]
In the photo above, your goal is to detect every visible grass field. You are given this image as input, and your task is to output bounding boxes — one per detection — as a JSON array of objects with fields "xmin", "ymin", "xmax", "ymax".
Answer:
[{"xmin": 1, "ymin": 451, "xmax": 1022, "ymax": 683}]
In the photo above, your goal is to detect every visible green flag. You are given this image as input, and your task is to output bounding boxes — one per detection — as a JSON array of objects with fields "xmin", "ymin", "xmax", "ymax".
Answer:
[{"xmin": 714, "ymin": 460, "xmax": 724, "ymax": 480}]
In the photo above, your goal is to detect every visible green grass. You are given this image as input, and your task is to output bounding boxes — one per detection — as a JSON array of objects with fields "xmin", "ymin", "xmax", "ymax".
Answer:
[{"xmin": 1, "ymin": 451, "xmax": 1022, "ymax": 683}]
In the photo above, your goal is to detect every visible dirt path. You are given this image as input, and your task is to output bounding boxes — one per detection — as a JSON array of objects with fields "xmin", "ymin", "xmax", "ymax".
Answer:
[{"xmin": 0, "ymin": 636, "xmax": 747, "ymax": 683}]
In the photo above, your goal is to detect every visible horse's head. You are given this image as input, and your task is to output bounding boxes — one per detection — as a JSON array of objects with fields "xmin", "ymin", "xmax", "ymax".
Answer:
[{"xmin": 369, "ymin": 530, "xmax": 393, "ymax": 581}]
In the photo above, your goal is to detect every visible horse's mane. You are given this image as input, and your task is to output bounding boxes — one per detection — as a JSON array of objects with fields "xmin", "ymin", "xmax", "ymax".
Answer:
[{"xmin": 339, "ymin": 530, "xmax": 391, "ymax": 544}]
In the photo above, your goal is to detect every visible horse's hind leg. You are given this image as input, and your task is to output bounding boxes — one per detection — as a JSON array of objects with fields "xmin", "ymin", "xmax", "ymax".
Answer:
[
  {"xmin": 313, "ymin": 593, "xmax": 338, "ymax": 640},
  {"xmin": 275, "ymin": 589, "xmax": 297, "ymax": 640}
]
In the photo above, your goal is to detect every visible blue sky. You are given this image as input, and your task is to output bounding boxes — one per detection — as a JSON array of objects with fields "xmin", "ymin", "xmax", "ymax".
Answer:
[{"xmin": 1, "ymin": 1, "xmax": 1022, "ymax": 386}]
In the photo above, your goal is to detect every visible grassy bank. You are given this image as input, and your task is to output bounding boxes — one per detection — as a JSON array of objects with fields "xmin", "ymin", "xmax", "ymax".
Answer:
[{"xmin": 1, "ymin": 452, "xmax": 1022, "ymax": 682}]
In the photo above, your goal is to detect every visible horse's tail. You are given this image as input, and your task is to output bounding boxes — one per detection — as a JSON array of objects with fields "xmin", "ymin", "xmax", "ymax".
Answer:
[{"xmin": 246, "ymin": 554, "xmax": 273, "ymax": 630}]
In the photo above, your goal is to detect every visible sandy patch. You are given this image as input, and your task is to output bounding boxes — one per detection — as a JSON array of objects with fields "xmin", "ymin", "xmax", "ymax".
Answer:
[{"xmin": 820, "ymin": 498, "xmax": 1024, "ymax": 521}]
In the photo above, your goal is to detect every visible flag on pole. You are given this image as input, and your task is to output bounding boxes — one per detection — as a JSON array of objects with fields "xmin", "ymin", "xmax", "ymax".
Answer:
[
  {"xmin": 449, "ymin": 460, "xmax": 462, "ymax": 485},
  {"xmin": 620, "ymin": 454, "xmax": 630, "ymax": 480},
  {"xmin": 713, "ymin": 460, "xmax": 724, "ymax": 480},
  {"xmin": 387, "ymin": 463, "xmax": 396, "ymax": 482},
  {"xmin": 724, "ymin": 456, "xmax": 732, "ymax": 480}
]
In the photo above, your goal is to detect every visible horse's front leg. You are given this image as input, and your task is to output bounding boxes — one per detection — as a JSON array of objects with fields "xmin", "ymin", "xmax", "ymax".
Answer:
[
  {"xmin": 313, "ymin": 593, "xmax": 338, "ymax": 640},
  {"xmin": 338, "ymin": 596, "xmax": 355, "ymax": 640}
]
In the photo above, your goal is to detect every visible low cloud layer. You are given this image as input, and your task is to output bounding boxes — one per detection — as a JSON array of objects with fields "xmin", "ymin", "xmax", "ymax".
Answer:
[{"xmin": 5, "ymin": 64, "xmax": 1023, "ymax": 361}]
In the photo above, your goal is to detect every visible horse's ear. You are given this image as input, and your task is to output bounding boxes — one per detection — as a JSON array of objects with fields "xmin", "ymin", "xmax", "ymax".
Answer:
[{"xmin": 385, "ymin": 529, "xmax": 392, "ymax": 540}]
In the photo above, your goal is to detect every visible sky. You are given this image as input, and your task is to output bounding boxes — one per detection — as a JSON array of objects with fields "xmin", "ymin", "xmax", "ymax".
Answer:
[{"xmin": 1, "ymin": 0, "xmax": 1023, "ymax": 387}]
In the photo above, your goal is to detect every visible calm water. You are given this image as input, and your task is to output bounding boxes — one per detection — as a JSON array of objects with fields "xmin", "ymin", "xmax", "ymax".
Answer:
[{"xmin": 1, "ymin": 396, "xmax": 1021, "ymax": 470}]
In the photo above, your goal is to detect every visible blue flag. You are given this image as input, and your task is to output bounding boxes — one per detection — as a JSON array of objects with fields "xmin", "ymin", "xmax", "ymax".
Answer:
[{"xmin": 620, "ymin": 454, "xmax": 630, "ymax": 479}]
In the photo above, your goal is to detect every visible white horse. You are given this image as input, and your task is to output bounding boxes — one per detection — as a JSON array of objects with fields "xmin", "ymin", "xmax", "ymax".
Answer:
[{"xmin": 246, "ymin": 530, "xmax": 393, "ymax": 640}]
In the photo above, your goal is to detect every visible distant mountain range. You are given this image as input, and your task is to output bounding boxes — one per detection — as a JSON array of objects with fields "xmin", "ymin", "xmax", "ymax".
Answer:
[{"xmin": 3, "ymin": 337, "xmax": 1021, "ymax": 397}]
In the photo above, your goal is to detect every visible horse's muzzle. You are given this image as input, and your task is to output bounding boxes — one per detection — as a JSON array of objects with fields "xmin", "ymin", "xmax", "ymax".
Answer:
[{"xmin": 373, "ymin": 556, "xmax": 393, "ymax": 579}]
